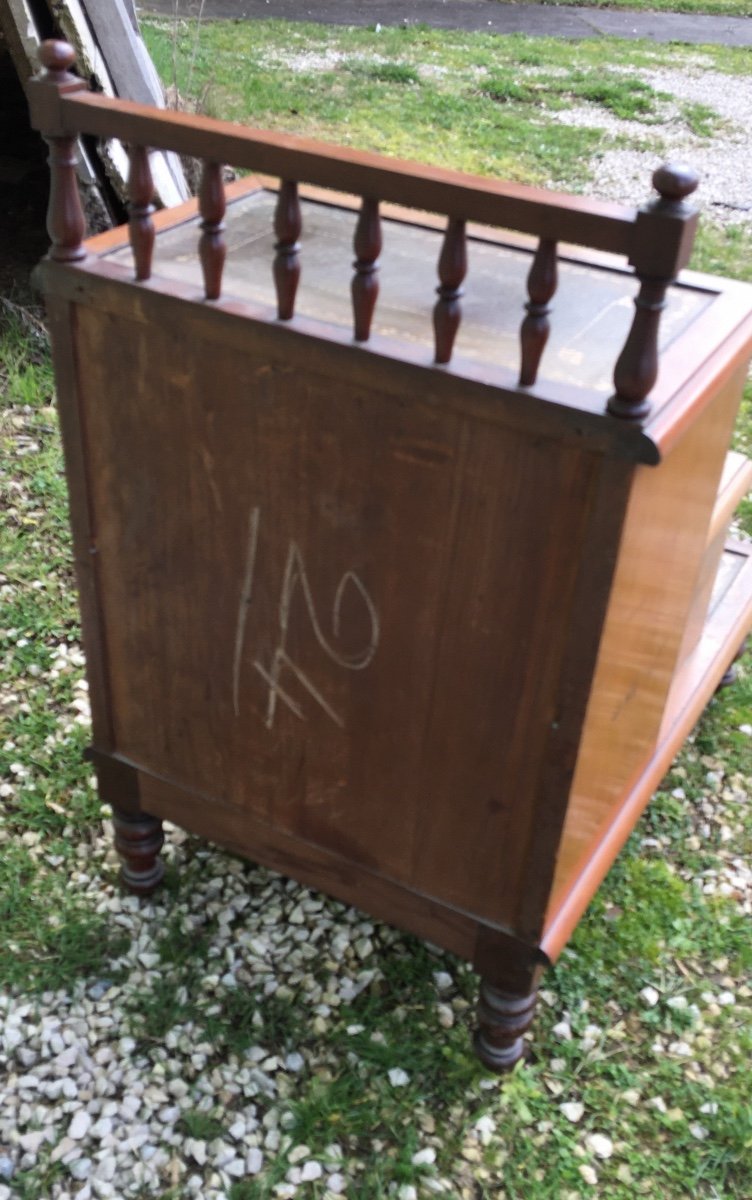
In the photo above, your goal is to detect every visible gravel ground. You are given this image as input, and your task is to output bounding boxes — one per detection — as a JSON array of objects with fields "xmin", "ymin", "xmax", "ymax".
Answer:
[
  {"xmin": 549, "ymin": 61, "xmax": 752, "ymax": 224},
  {"xmin": 0, "ymin": 813, "xmax": 474, "ymax": 1200}
]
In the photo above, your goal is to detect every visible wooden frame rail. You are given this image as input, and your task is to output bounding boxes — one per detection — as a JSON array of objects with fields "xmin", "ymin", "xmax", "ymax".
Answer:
[{"xmin": 28, "ymin": 40, "xmax": 701, "ymax": 421}]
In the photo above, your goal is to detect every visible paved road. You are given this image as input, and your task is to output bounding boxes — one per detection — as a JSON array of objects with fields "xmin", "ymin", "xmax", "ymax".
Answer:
[{"xmin": 141, "ymin": 0, "xmax": 752, "ymax": 47}]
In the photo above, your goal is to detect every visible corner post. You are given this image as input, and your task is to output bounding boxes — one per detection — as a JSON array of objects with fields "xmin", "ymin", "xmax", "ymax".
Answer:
[
  {"xmin": 27, "ymin": 41, "xmax": 89, "ymax": 263},
  {"xmin": 608, "ymin": 163, "xmax": 699, "ymax": 422}
]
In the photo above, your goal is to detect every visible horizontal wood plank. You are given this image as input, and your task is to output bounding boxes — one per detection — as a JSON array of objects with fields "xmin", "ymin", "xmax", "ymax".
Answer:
[{"xmin": 59, "ymin": 92, "xmax": 638, "ymax": 254}]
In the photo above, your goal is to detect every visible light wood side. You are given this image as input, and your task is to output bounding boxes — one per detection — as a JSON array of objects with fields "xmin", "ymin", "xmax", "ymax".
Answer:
[
  {"xmin": 676, "ymin": 450, "xmax": 752, "ymax": 665},
  {"xmin": 547, "ymin": 360, "xmax": 748, "ymax": 920},
  {"xmin": 543, "ymin": 540, "xmax": 752, "ymax": 961}
]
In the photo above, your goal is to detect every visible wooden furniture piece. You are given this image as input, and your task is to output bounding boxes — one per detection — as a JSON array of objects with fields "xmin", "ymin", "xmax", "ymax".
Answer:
[{"xmin": 28, "ymin": 42, "xmax": 752, "ymax": 1071}]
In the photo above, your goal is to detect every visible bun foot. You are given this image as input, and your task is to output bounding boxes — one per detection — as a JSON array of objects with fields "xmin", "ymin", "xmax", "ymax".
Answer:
[
  {"xmin": 113, "ymin": 809, "xmax": 165, "ymax": 895},
  {"xmin": 474, "ymin": 981, "xmax": 538, "ymax": 1072}
]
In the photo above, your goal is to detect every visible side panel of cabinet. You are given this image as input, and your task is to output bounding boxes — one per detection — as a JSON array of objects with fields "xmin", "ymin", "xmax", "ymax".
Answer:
[{"xmin": 548, "ymin": 364, "xmax": 746, "ymax": 920}]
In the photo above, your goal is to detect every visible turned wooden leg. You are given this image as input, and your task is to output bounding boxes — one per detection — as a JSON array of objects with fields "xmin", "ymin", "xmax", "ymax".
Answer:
[
  {"xmin": 717, "ymin": 636, "xmax": 748, "ymax": 691},
  {"xmin": 474, "ymin": 981, "xmax": 538, "ymax": 1072},
  {"xmin": 113, "ymin": 808, "xmax": 165, "ymax": 895}
]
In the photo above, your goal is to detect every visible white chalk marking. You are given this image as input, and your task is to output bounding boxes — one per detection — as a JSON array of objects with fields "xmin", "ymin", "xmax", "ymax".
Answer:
[
  {"xmin": 253, "ymin": 658, "xmax": 305, "ymax": 728},
  {"xmin": 232, "ymin": 505, "xmax": 261, "ymax": 717},
  {"xmin": 233, "ymin": 510, "xmax": 380, "ymax": 730}
]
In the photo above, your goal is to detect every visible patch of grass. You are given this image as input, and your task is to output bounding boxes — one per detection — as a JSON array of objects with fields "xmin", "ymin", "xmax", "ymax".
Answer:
[
  {"xmin": 349, "ymin": 60, "xmax": 421, "ymax": 85},
  {"xmin": 530, "ymin": 0, "xmax": 751, "ymax": 16},
  {"xmin": 0, "ymin": 842, "xmax": 129, "ymax": 992},
  {"xmin": 143, "ymin": 22, "xmax": 744, "ymax": 188},
  {"xmin": 682, "ymin": 99, "xmax": 724, "ymax": 136},
  {"xmin": 178, "ymin": 1109, "xmax": 227, "ymax": 1141}
]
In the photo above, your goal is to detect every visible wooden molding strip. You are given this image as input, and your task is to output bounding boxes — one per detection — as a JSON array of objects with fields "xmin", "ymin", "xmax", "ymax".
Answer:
[{"xmin": 58, "ymin": 92, "xmax": 638, "ymax": 255}]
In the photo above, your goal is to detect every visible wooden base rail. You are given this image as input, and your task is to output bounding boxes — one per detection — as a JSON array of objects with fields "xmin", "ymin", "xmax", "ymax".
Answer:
[{"xmin": 28, "ymin": 40, "xmax": 700, "ymax": 419}]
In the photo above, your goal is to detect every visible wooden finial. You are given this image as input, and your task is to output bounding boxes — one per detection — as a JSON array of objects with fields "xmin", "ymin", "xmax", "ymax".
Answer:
[
  {"xmin": 128, "ymin": 146, "xmax": 155, "ymax": 282},
  {"xmin": 433, "ymin": 217, "xmax": 467, "ymax": 365},
  {"xmin": 38, "ymin": 40, "xmax": 77, "ymax": 76},
  {"xmin": 351, "ymin": 197, "xmax": 382, "ymax": 343},
  {"xmin": 608, "ymin": 162, "xmax": 700, "ymax": 422},
  {"xmin": 519, "ymin": 238, "xmax": 557, "ymax": 388},
  {"xmin": 273, "ymin": 181, "xmax": 302, "ymax": 320},
  {"xmin": 652, "ymin": 163, "xmax": 700, "ymax": 207},
  {"xmin": 199, "ymin": 161, "xmax": 227, "ymax": 301}
]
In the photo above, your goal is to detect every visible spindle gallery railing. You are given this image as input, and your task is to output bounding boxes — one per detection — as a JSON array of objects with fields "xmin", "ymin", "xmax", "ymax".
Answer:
[{"xmin": 28, "ymin": 40, "xmax": 700, "ymax": 422}]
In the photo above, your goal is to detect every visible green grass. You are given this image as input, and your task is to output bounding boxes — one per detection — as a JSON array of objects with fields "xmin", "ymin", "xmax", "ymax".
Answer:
[
  {"xmin": 531, "ymin": 0, "xmax": 751, "ymax": 16},
  {"xmin": 3, "ymin": 19, "xmax": 752, "ymax": 1200},
  {"xmin": 143, "ymin": 22, "xmax": 749, "ymax": 187}
]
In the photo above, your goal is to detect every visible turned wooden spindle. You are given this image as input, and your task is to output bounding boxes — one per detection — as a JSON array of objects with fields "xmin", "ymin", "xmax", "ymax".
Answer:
[
  {"xmin": 519, "ymin": 238, "xmax": 557, "ymax": 387},
  {"xmin": 433, "ymin": 218, "xmax": 467, "ymax": 365},
  {"xmin": 608, "ymin": 163, "xmax": 699, "ymax": 421},
  {"xmin": 352, "ymin": 197, "xmax": 382, "ymax": 342},
  {"xmin": 128, "ymin": 146, "xmax": 155, "ymax": 282},
  {"xmin": 474, "ymin": 982, "xmax": 538, "ymax": 1072},
  {"xmin": 199, "ymin": 161, "xmax": 227, "ymax": 301},
  {"xmin": 35, "ymin": 42, "xmax": 88, "ymax": 263},
  {"xmin": 112, "ymin": 809, "xmax": 165, "ymax": 896},
  {"xmin": 273, "ymin": 180, "xmax": 302, "ymax": 320}
]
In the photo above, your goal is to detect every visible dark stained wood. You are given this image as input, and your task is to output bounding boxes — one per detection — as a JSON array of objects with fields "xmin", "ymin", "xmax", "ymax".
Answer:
[
  {"xmin": 52, "ymin": 91, "xmax": 642, "ymax": 255},
  {"xmin": 273, "ymin": 179, "xmax": 301, "ymax": 320},
  {"xmin": 29, "ymin": 64, "xmax": 752, "ymax": 1070},
  {"xmin": 519, "ymin": 237, "xmax": 557, "ymax": 387},
  {"xmin": 43, "ymin": 298, "xmax": 115, "ymax": 749},
  {"xmin": 85, "ymin": 747, "xmax": 141, "ymax": 818},
  {"xmin": 609, "ymin": 275, "xmax": 667, "ymax": 420},
  {"xmin": 199, "ymin": 161, "xmax": 226, "ymax": 301},
  {"xmin": 43, "ymin": 134, "xmax": 86, "ymax": 261},
  {"xmin": 351, "ymin": 196, "xmax": 382, "ymax": 342},
  {"xmin": 29, "ymin": 43, "xmax": 88, "ymax": 262},
  {"xmin": 112, "ymin": 809, "xmax": 165, "ymax": 894},
  {"xmin": 36, "ymin": 256, "xmax": 661, "ymax": 466},
  {"xmin": 433, "ymin": 217, "xmax": 466, "ymax": 364},
  {"xmin": 609, "ymin": 164, "xmax": 700, "ymax": 420},
  {"xmin": 474, "ymin": 983, "xmax": 539, "ymax": 1072},
  {"xmin": 129, "ymin": 758, "xmax": 537, "ymax": 964},
  {"xmin": 128, "ymin": 145, "xmax": 155, "ymax": 281}
]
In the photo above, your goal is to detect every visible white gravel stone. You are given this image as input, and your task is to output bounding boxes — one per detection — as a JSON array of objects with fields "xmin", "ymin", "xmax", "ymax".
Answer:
[
  {"xmin": 69, "ymin": 1159, "xmax": 92, "ymax": 1181},
  {"xmin": 639, "ymin": 986, "xmax": 660, "ymax": 1008},
  {"xmin": 552, "ymin": 1019, "xmax": 572, "ymax": 1040},
  {"xmin": 585, "ymin": 1133, "xmax": 613, "ymax": 1160},
  {"xmin": 289, "ymin": 1144, "xmax": 310, "ymax": 1164},
  {"xmin": 473, "ymin": 1115, "xmax": 496, "ymax": 1144},
  {"xmin": 326, "ymin": 1174, "xmax": 346, "ymax": 1194},
  {"xmin": 18, "ymin": 1131, "xmax": 46, "ymax": 1154},
  {"xmin": 560, "ymin": 1102, "xmax": 585, "ymax": 1124},
  {"xmin": 388, "ymin": 1068, "xmax": 410, "ymax": 1087},
  {"xmin": 188, "ymin": 1140, "xmax": 207, "ymax": 1166},
  {"xmin": 68, "ymin": 1112, "xmax": 92, "ymax": 1140},
  {"xmin": 411, "ymin": 1148, "xmax": 436, "ymax": 1166},
  {"xmin": 300, "ymin": 1161, "xmax": 323, "ymax": 1182},
  {"xmin": 246, "ymin": 1148, "xmax": 264, "ymax": 1174}
]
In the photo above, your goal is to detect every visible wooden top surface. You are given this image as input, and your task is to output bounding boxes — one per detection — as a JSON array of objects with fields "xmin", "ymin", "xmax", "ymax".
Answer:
[{"xmin": 102, "ymin": 185, "xmax": 713, "ymax": 397}]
